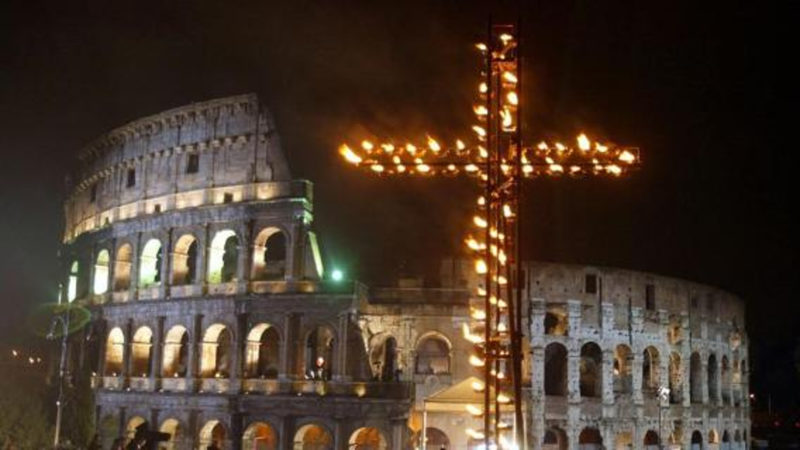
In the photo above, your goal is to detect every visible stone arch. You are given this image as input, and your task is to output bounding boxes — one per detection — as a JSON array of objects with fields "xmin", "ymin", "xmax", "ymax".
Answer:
[
  {"xmin": 722, "ymin": 430, "xmax": 731, "ymax": 450},
  {"xmin": 580, "ymin": 342, "xmax": 602, "ymax": 398},
  {"xmin": 614, "ymin": 344, "xmax": 633, "ymax": 394},
  {"xmin": 252, "ymin": 227, "xmax": 288, "ymax": 281},
  {"xmin": 139, "ymin": 238, "xmax": 163, "ymax": 287},
  {"xmin": 542, "ymin": 426, "xmax": 568, "ymax": 450},
  {"xmin": 414, "ymin": 333, "xmax": 451, "ymax": 375},
  {"xmin": 615, "ymin": 431, "xmax": 633, "ymax": 450},
  {"xmin": 162, "ymin": 325, "xmax": 189, "ymax": 377},
  {"xmin": 420, "ymin": 427, "xmax": 449, "ymax": 449},
  {"xmin": 690, "ymin": 352, "xmax": 703, "ymax": 403},
  {"xmin": 544, "ymin": 306, "xmax": 568, "ymax": 336},
  {"xmin": 245, "ymin": 323, "xmax": 280, "ymax": 379},
  {"xmin": 114, "ymin": 243, "xmax": 133, "ymax": 291},
  {"xmin": 93, "ymin": 249, "xmax": 110, "ymax": 295},
  {"xmin": 242, "ymin": 421, "xmax": 278, "ymax": 450},
  {"xmin": 644, "ymin": 430, "xmax": 660, "ymax": 449},
  {"xmin": 348, "ymin": 427, "xmax": 388, "ymax": 450},
  {"xmin": 721, "ymin": 355, "xmax": 730, "ymax": 404},
  {"xmin": 67, "ymin": 260, "xmax": 80, "ymax": 302},
  {"xmin": 578, "ymin": 427, "xmax": 603, "ymax": 449},
  {"xmin": 104, "ymin": 327, "xmax": 125, "ymax": 376},
  {"xmin": 709, "ymin": 429, "xmax": 720, "ymax": 446},
  {"xmin": 125, "ymin": 416, "xmax": 147, "ymax": 443},
  {"xmin": 158, "ymin": 418, "xmax": 182, "ymax": 450},
  {"xmin": 294, "ymin": 423, "xmax": 333, "ymax": 450},
  {"xmin": 198, "ymin": 420, "xmax": 227, "ymax": 449},
  {"xmin": 669, "ymin": 351, "xmax": 683, "ymax": 404},
  {"xmin": 642, "ymin": 346, "xmax": 660, "ymax": 393},
  {"xmin": 691, "ymin": 430, "xmax": 703, "ymax": 445},
  {"xmin": 171, "ymin": 234, "xmax": 198, "ymax": 285},
  {"xmin": 208, "ymin": 229, "xmax": 239, "ymax": 284},
  {"xmin": 370, "ymin": 334, "xmax": 399, "ymax": 381},
  {"xmin": 544, "ymin": 342, "xmax": 568, "ymax": 396},
  {"xmin": 131, "ymin": 326, "xmax": 153, "ymax": 377},
  {"xmin": 305, "ymin": 325, "xmax": 336, "ymax": 380},
  {"xmin": 201, "ymin": 323, "xmax": 233, "ymax": 378},
  {"xmin": 708, "ymin": 353, "xmax": 719, "ymax": 402}
]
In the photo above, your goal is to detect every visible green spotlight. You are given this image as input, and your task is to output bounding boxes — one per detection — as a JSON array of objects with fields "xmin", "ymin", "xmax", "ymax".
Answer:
[{"xmin": 331, "ymin": 269, "xmax": 344, "ymax": 282}]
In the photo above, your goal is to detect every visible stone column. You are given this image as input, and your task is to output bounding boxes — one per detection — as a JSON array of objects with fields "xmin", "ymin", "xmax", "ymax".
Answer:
[
  {"xmin": 682, "ymin": 313, "xmax": 692, "ymax": 407},
  {"xmin": 123, "ymin": 319, "xmax": 133, "ymax": 385},
  {"xmin": 632, "ymin": 349, "xmax": 644, "ymax": 404},
  {"xmin": 333, "ymin": 421, "xmax": 345, "ymax": 450},
  {"xmin": 186, "ymin": 314, "xmax": 203, "ymax": 391},
  {"xmin": 197, "ymin": 224, "xmax": 210, "ymax": 291},
  {"xmin": 280, "ymin": 313, "xmax": 297, "ymax": 380},
  {"xmin": 96, "ymin": 320, "xmax": 108, "ymax": 377},
  {"xmin": 229, "ymin": 313, "xmax": 246, "ymax": 392},
  {"xmin": 335, "ymin": 312, "xmax": 351, "ymax": 381},
  {"xmin": 129, "ymin": 232, "xmax": 141, "ymax": 300},
  {"xmin": 602, "ymin": 348, "xmax": 615, "ymax": 405},
  {"xmin": 700, "ymin": 351, "xmax": 709, "ymax": 404},
  {"xmin": 236, "ymin": 221, "xmax": 252, "ymax": 294},
  {"xmin": 391, "ymin": 419, "xmax": 407, "ymax": 450},
  {"xmin": 159, "ymin": 229, "xmax": 172, "ymax": 299},
  {"xmin": 106, "ymin": 239, "xmax": 116, "ymax": 300},
  {"xmin": 150, "ymin": 316, "xmax": 165, "ymax": 390}
]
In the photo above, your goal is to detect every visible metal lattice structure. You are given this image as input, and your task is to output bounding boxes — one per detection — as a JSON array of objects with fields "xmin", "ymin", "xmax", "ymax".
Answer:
[{"xmin": 338, "ymin": 22, "xmax": 640, "ymax": 449}]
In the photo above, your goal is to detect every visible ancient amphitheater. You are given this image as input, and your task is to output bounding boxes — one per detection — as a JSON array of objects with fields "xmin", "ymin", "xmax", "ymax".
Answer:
[{"xmin": 60, "ymin": 94, "xmax": 750, "ymax": 449}]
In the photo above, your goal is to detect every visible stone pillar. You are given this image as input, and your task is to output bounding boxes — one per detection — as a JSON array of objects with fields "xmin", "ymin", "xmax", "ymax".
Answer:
[
  {"xmin": 198, "ymin": 224, "xmax": 210, "ymax": 291},
  {"xmin": 602, "ymin": 348, "xmax": 615, "ymax": 405},
  {"xmin": 391, "ymin": 419, "xmax": 407, "ymax": 450},
  {"xmin": 335, "ymin": 312, "xmax": 351, "ymax": 381},
  {"xmin": 97, "ymin": 320, "xmax": 108, "ymax": 377},
  {"xmin": 280, "ymin": 313, "xmax": 297, "ymax": 380},
  {"xmin": 566, "ymin": 300, "xmax": 582, "ymax": 405},
  {"xmin": 129, "ymin": 232, "xmax": 141, "ymax": 300},
  {"xmin": 106, "ymin": 239, "xmax": 116, "ymax": 300},
  {"xmin": 632, "ymin": 349, "xmax": 644, "ymax": 404},
  {"xmin": 186, "ymin": 314, "xmax": 203, "ymax": 391},
  {"xmin": 682, "ymin": 313, "xmax": 692, "ymax": 407},
  {"xmin": 333, "ymin": 421, "xmax": 345, "ymax": 450},
  {"xmin": 159, "ymin": 229, "xmax": 172, "ymax": 299},
  {"xmin": 286, "ymin": 220, "xmax": 305, "ymax": 281},
  {"xmin": 123, "ymin": 319, "xmax": 133, "ymax": 385},
  {"xmin": 150, "ymin": 316, "xmax": 165, "ymax": 390},
  {"xmin": 230, "ymin": 413, "xmax": 243, "ymax": 450},
  {"xmin": 236, "ymin": 221, "xmax": 252, "ymax": 294},
  {"xmin": 700, "ymin": 351, "xmax": 709, "ymax": 404},
  {"xmin": 229, "ymin": 313, "xmax": 246, "ymax": 391}
]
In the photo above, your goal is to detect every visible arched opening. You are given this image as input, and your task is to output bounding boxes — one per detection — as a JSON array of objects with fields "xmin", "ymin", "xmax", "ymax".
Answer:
[
  {"xmin": 139, "ymin": 239, "xmax": 163, "ymax": 287},
  {"xmin": 669, "ymin": 352, "xmax": 683, "ymax": 404},
  {"xmin": 615, "ymin": 432, "xmax": 633, "ymax": 450},
  {"xmin": 691, "ymin": 430, "xmax": 703, "ymax": 450},
  {"xmin": 158, "ymin": 418, "xmax": 181, "ymax": 450},
  {"xmin": 242, "ymin": 421, "xmax": 277, "ymax": 450},
  {"xmin": 578, "ymin": 428, "xmax": 603, "ymax": 449},
  {"xmin": 709, "ymin": 429, "xmax": 720, "ymax": 448},
  {"xmin": 644, "ymin": 430, "xmax": 660, "ymax": 449},
  {"xmin": 114, "ymin": 243, "xmax": 133, "ymax": 292},
  {"xmin": 580, "ymin": 342, "xmax": 602, "ymax": 398},
  {"xmin": 131, "ymin": 326, "xmax": 153, "ymax": 377},
  {"xmin": 642, "ymin": 346, "xmax": 660, "ymax": 393},
  {"xmin": 94, "ymin": 250, "xmax": 110, "ymax": 295},
  {"xmin": 348, "ymin": 427, "xmax": 387, "ymax": 450},
  {"xmin": 614, "ymin": 344, "xmax": 633, "ymax": 394},
  {"xmin": 414, "ymin": 335, "xmax": 450, "ymax": 375},
  {"xmin": 721, "ymin": 355, "xmax": 730, "ymax": 404},
  {"xmin": 294, "ymin": 424, "xmax": 333, "ymax": 450},
  {"xmin": 690, "ymin": 352, "xmax": 702, "ymax": 403},
  {"xmin": 126, "ymin": 416, "xmax": 147, "ymax": 443},
  {"xmin": 162, "ymin": 325, "xmax": 189, "ymax": 377},
  {"xmin": 171, "ymin": 234, "xmax": 197, "ymax": 285},
  {"xmin": 419, "ymin": 428, "xmax": 449, "ymax": 450},
  {"xmin": 198, "ymin": 420, "xmax": 227, "ymax": 449},
  {"xmin": 207, "ymin": 229, "xmax": 239, "ymax": 284},
  {"xmin": 201, "ymin": 324, "xmax": 233, "ymax": 378},
  {"xmin": 708, "ymin": 353, "xmax": 719, "ymax": 402},
  {"xmin": 104, "ymin": 327, "xmax": 125, "ymax": 376},
  {"xmin": 370, "ymin": 335, "xmax": 399, "ymax": 381},
  {"xmin": 542, "ymin": 427, "xmax": 568, "ymax": 450},
  {"xmin": 245, "ymin": 324, "xmax": 280, "ymax": 379},
  {"xmin": 545, "ymin": 342, "xmax": 568, "ymax": 396},
  {"xmin": 544, "ymin": 307, "xmax": 568, "ymax": 335},
  {"xmin": 305, "ymin": 326, "xmax": 335, "ymax": 380},
  {"xmin": 67, "ymin": 261, "xmax": 80, "ymax": 302},
  {"xmin": 252, "ymin": 227, "xmax": 288, "ymax": 281},
  {"xmin": 99, "ymin": 414, "xmax": 118, "ymax": 449},
  {"xmin": 722, "ymin": 431, "xmax": 731, "ymax": 450}
]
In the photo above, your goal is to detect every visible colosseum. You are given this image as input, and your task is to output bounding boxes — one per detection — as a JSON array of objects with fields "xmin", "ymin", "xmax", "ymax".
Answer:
[{"xmin": 60, "ymin": 94, "xmax": 750, "ymax": 450}]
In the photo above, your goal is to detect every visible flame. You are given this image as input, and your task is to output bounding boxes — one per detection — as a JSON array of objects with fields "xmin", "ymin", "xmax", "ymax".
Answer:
[
  {"xmin": 595, "ymin": 143, "xmax": 608, "ymax": 153},
  {"xmin": 478, "ymin": 146, "xmax": 489, "ymax": 158},
  {"xmin": 361, "ymin": 140, "xmax": 374, "ymax": 151},
  {"xmin": 466, "ymin": 429, "xmax": 485, "ymax": 440},
  {"xmin": 549, "ymin": 164, "xmax": 564, "ymax": 173},
  {"xmin": 502, "ymin": 71, "xmax": 518, "ymax": 84},
  {"xmin": 456, "ymin": 139, "xmax": 466, "ymax": 150},
  {"xmin": 475, "ymin": 43, "xmax": 488, "ymax": 52},
  {"xmin": 570, "ymin": 165, "xmax": 582, "ymax": 174},
  {"xmin": 427, "ymin": 135, "xmax": 441, "ymax": 152},
  {"xmin": 469, "ymin": 355, "xmax": 486, "ymax": 367},
  {"xmin": 618, "ymin": 150, "xmax": 636, "ymax": 163},
  {"xmin": 475, "ymin": 259, "xmax": 488, "ymax": 274},
  {"xmin": 555, "ymin": 142, "xmax": 566, "ymax": 152},
  {"xmin": 537, "ymin": 141, "xmax": 549, "ymax": 151},
  {"xmin": 465, "ymin": 237, "xmax": 483, "ymax": 251},
  {"xmin": 477, "ymin": 196, "xmax": 486, "ymax": 206},
  {"xmin": 471, "ymin": 380, "xmax": 485, "ymax": 392},
  {"xmin": 501, "ymin": 108, "xmax": 513, "ymax": 129},
  {"xmin": 416, "ymin": 163, "xmax": 431, "ymax": 173},
  {"xmin": 472, "ymin": 125, "xmax": 487, "ymax": 138},
  {"xmin": 506, "ymin": 91, "xmax": 519, "ymax": 106},
  {"xmin": 381, "ymin": 143, "xmax": 395, "ymax": 153},
  {"xmin": 479, "ymin": 82, "xmax": 488, "ymax": 94},
  {"xmin": 523, "ymin": 164, "xmax": 533, "ymax": 174},
  {"xmin": 577, "ymin": 134, "xmax": 591, "ymax": 151},
  {"xmin": 339, "ymin": 145, "xmax": 362, "ymax": 164},
  {"xmin": 606, "ymin": 164, "xmax": 622, "ymax": 176},
  {"xmin": 473, "ymin": 105, "xmax": 488, "ymax": 116},
  {"xmin": 497, "ymin": 393, "xmax": 511, "ymax": 404},
  {"xmin": 465, "ymin": 404, "xmax": 483, "ymax": 416},
  {"xmin": 405, "ymin": 143, "xmax": 417, "ymax": 155},
  {"xmin": 371, "ymin": 164, "xmax": 384, "ymax": 173},
  {"xmin": 473, "ymin": 216, "xmax": 488, "ymax": 228},
  {"xmin": 499, "ymin": 33, "xmax": 513, "ymax": 43},
  {"xmin": 476, "ymin": 286, "xmax": 487, "ymax": 296},
  {"xmin": 471, "ymin": 309, "xmax": 486, "ymax": 320},
  {"xmin": 465, "ymin": 164, "xmax": 479, "ymax": 173},
  {"xmin": 396, "ymin": 164, "xmax": 406, "ymax": 173}
]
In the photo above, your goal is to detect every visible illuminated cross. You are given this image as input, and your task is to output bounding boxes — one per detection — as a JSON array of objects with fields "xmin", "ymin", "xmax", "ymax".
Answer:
[{"xmin": 338, "ymin": 22, "xmax": 640, "ymax": 449}]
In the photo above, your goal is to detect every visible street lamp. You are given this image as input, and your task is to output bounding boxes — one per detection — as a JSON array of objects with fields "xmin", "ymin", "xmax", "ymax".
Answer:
[
  {"xmin": 47, "ymin": 306, "xmax": 72, "ymax": 449},
  {"xmin": 657, "ymin": 385, "xmax": 671, "ymax": 449}
]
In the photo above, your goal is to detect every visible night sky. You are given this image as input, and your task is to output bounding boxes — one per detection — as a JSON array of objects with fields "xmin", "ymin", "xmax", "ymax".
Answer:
[{"xmin": 1, "ymin": 2, "xmax": 796, "ymax": 407}]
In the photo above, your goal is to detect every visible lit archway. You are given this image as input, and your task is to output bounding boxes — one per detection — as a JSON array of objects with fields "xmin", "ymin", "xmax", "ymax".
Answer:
[
  {"xmin": 126, "ymin": 416, "xmax": 147, "ymax": 443},
  {"xmin": 171, "ymin": 234, "xmax": 197, "ymax": 285},
  {"xmin": 579, "ymin": 428, "xmax": 602, "ymax": 449},
  {"xmin": 580, "ymin": 342, "xmax": 602, "ymax": 398},
  {"xmin": 242, "ymin": 421, "xmax": 277, "ymax": 450},
  {"xmin": 708, "ymin": 354, "xmax": 719, "ymax": 402},
  {"xmin": 642, "ymin": 346, "xmax": 660, "ymax": 393},
  {"xmin": 691, "ymin": 430, "xmax": 703, "ymax": 450},
  {"xmin": 114, "ymin": 243, "xmax": 133, "ymax": 291},
  {"xmin": 370, "ymin": 335, "xmax": 398, "ymax": 381},
  {"xmin": 104, "ymin": 327, "xmax": 125, "ymax": 376},
  {"xmin": 721, "ymin": 355, "xmax": 730, "ymax": 405},
  {"xmin": 294, "ymin": 423, "xmax": 333, "ymax": 450},
  {"xmin": 207, "ymin": 229, "xmax": 239, "ymax": 284},
  {"xmin": 614, "ymin": 431, "xmax": 633, "ymax": 450},
  {"xmin": 542, "ymin": 427, "xmax": 568, "ymax": 450},
  {"xmin": 162, "ymin": 325, "xmax": 189, "ymax": 377},
  {"xmin": 348, "ymin": 427, "xmax": 387, "ymax": 450},
  {"xmin": 201, "ymin": 324, "xmax": 233, "ymax": 378},
  {"xmin": 644, "ymin": 430, "xmax": 660, "ymax": 449},
  {"xmin": 305, "ymin": 326, "xmax": 335, "ymax": 380},
  {"xmin": 544, "ymin": 307, "xmax": 568, "ymax": 335},
  {"xmin": 198, "ymin": 420, "xmax": 227, "ymax": 449},
  {"xmin": 139, "ymin": 239, "xmax": 163, "ymax": 287},
  {"xmin": 419, "ymin": 427, "xmax": 449, "ymax": 450},
  {"xmin": 414, "ymin": 334, "xmax": 450, "ymax": 375},
  {"xmin": 67, "ymin": 261, "xmax": 79, "ymax": 302},
  {"xmin": 544, "ymin": 342, "xmax": 568, "ymax": 396},
  {"xmin": 614, "ymin": 344, "xmax": 632, "ymax": 394},
  {"xmin": 158, "ymin": 418, "xmax": 181, "ymax": 450},
  {"xmin": 131, "ymin": 326, "xmax": 153, "ymax": 377},
  {"xmin": 245, "ymin": 324, "xmax": 280, "ymax": 379},
  {"xmin": 669, "ymin": 351, "xmax": 682, "ymax": 404},
  {"xmin": 94, "ymin": 250, "xmax": 110, "ymax": 295},
  {"xmin": 252, "ymin": 227, "xmax": 288, "ymax": 281}
]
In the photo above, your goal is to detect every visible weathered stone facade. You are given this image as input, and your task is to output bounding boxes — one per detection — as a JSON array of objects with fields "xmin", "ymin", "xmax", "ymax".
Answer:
[{"xmin": 61, "ymin": 94, "xmax": 749, "ymax": 450}]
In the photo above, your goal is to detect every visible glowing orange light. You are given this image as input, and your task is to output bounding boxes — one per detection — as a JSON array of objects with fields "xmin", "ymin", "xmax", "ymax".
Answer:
[
  {"xmin": 506, "ymin": 91, "xmax": 518, "ymax": 106},
  {"xmin": 427, "ymin": 135, "xmax": 441, "ymax": 152},
  {"xmin": 577, "ymin": 134, "xmax": 591, "ymax": 151},
  {"xmin": 339, "ymin": 145, "xmax": 362, "ymax": 164},
  {"xmin": 619, "ymin": 150, "xmax": 636, "ymax": 164}
]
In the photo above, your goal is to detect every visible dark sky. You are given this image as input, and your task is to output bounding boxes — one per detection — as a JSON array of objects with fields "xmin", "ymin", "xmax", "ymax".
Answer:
[{"xmin": 1, "ymin": 1, "xmax": 796, "ymax": 405}]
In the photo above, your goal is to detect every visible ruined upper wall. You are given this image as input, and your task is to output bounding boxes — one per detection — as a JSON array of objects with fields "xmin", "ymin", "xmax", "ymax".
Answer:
[{"xmin": 63, "ymin": 94, "xmax": 296, "ymax": 242}]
